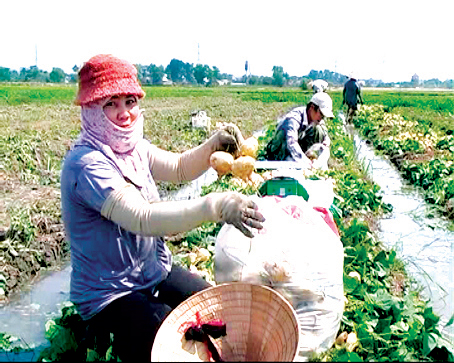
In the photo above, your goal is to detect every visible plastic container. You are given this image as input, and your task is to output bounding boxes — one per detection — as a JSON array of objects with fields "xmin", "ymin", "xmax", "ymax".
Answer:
[{"xmin": 259, "ymin": 176, "xmax": 309, "ymax": 200}]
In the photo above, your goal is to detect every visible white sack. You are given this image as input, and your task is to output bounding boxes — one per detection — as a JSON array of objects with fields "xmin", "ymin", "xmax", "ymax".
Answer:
[{"xmin": 215, "ymin": 195, "xmax": 344, "ymax": 361}]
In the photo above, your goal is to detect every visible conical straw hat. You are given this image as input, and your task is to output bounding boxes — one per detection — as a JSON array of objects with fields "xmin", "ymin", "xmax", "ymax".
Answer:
[{"xmin": 151, "ymin": 282, "xmax": 300, "ymax": 362}]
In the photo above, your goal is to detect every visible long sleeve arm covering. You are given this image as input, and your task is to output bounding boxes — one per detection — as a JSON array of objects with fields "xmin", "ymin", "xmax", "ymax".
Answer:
[
  {"xmin": 149, "ymin": 142, "xmax": 212, "ymax": 183},
  {"xmin": 101, "ymin": 184, "xmax": 219, "ymax": 236}
]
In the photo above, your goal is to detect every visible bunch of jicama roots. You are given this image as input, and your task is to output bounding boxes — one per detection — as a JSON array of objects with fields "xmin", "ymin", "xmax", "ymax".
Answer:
[{"xmin": 210, "ymin": 133, "xmax": 264, "ymax": 189}]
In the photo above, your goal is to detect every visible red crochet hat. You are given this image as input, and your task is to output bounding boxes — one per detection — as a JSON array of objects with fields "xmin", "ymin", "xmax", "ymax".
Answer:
[{"xmin": 75, "ymin": 54, "xmax": 145, "ymax": 106}]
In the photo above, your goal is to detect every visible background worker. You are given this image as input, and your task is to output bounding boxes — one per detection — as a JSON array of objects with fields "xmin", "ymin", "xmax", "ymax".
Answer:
[
  {"xmin": 309, "ymin": 79, "xmax": 329, "ymax": 93},
  {"xmin": 60, "ymin": 54, "xmax": 265, "ymax": 362},
  {"xmin": 342, "ymin": 73, "xmax": 364, "ymax": 123},
  {"xmin": 263, "ymin": 92, "xmax": 334, "ymax": 170}
]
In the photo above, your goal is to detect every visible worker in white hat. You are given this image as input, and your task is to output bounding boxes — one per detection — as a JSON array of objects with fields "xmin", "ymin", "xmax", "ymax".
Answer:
[
  {"xmin": 263, "ymin": 92, "xmax": 334, "ymax": 170},
  {"xmin": 309, "ymin": 79, "xmax": 329, "ymax": 94}
]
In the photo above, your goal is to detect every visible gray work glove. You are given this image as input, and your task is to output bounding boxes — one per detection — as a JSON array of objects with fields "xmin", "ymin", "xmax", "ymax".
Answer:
[
  {"xmin": 208, "ymin": 191, "xmax": 265, "ymax": 238},
  {"xmin": 151, "ymin": 123, "xmax": 246, "ymax": 182},
  {"xmin": 211, "ymin": 123, "xmax": 245, "ymax": 157}
]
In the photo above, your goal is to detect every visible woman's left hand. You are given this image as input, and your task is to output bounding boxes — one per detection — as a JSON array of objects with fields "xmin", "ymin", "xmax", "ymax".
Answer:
[{"xmin": 210, "ymin": 123, "xmax": 245, "ymax": 156}]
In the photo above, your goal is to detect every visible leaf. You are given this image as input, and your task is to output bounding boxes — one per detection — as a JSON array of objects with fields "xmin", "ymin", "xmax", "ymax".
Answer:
[
  {"xmin": 86, "ymin": 348, "xmax": 99, "ymax": 361},
  {"xmin": 401, "ymin": 294, "xmax": 418, "ymax": 317},
  {"xmin": 424, "ymin": 307, "xmax": 441, "ymax": 330},
  {"xmin": 105, "ymin": 345, "xmax": 114, "ymax": 361},
  {"xmin": 423, "ymin": 332, "xmax": 439, "ymax": 355},
  {"xmin": 44, "ymin": 320, "xmax": 60, "ymax": 342},
  {"xmin": 344, "ymin": 274, "xmax": 359, "ymax": 293},
  {"xmin": 373, "ymin": 250, "xmax": 388, "ymax": 266},
  {"xmin": 375, "ymin": 316, "xmax": 393, "ymax": 340},
  {"xmin": 367, "ymin": 289, "xmax": 395, "ymax": 311},
  {"xmin": 335, "ymin": 351, "xmax": 364, "ymax": 362},
  {"xmin": 390, "ymin": 321, "xmax": 410, "ymax": 339},
  {"xmin": 387, "ymin": 250, "xmax": 397, "ymax": 264},
  {"xmin": 341, "ymin": 314, "xmax": 355, "ymax": 328},
  {"xmin": 446, "ymin": 313, "xmax": 454, "ymax": 327},
  {"xmin": 351, "ymin": 245, "xmax": 368, "ymax": 264},
  {"xmin": 372, "ymin": 262, "xmax": 387, "ymax": 278},
  {"xmin": 356, "ymin": 324, "xmax": 375, "ymax": 350}
]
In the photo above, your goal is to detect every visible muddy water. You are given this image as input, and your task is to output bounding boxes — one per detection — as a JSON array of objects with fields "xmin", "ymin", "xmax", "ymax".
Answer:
[
  {"xmin": 352, "ymin": 131, "xmax": 454, "ymax": 340},
  {"xmin": 1, "ymin": 133, "xmax": 453, "ymax": 358},
  {"xmin": 0, "ymin": 264, "xmax": 71, "ymax": 361}
]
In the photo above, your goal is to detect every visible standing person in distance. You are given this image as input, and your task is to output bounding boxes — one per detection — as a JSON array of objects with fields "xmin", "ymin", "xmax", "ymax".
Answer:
[
  {"xmin": 342, "ymin": 72, "xmax": 364, "ymax": 124},
  {"xmin": 60, "ymin": 54, "xmax": 265, "ymax": 362}
]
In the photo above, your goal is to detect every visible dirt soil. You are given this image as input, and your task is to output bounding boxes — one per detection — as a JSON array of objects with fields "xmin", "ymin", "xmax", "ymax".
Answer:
[{"xmin": 0, "ymin": 171, "xmax": 69, "ymax": 305}]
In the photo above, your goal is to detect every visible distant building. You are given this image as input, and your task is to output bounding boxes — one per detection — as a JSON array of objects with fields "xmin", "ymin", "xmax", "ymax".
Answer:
[
  {"xmin": 411, "ymin": 73, "xmax": 420, "ymax": 86},
  {"xmin": 216, "ymin": 79, "xmax": 230, "ymax": 86},
  {"xmin": 162, "ymin": 74, "xmax": 172, "ymax": 85}
]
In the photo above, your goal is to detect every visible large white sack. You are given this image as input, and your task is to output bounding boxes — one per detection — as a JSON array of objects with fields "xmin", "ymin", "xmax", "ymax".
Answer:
[{"xmin": 215, "ymin": 195, "xmax": 344, "ymax": 361}]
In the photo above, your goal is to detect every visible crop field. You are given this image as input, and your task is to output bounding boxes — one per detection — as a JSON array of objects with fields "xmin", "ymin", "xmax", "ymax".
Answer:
[{"xmin": 0, "ymin": 84, "xmax": 453, "ymax": 361}]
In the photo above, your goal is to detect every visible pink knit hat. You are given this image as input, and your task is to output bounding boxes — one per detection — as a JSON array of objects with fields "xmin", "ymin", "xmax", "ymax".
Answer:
[{"xmin": 75, "ymin": 54, "xmax": 146, "ymax": 106}]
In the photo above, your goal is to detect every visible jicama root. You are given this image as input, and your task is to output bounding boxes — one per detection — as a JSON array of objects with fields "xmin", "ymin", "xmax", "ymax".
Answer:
[
  {"xmin": 232, "ymin": 156, "xmax": 255, "ymax": 181},
  {"xmin": 210, "ymin": 151, "xmax": 234, "ymax": 177},
  {"xmin": 239, "ymin": 136, "xmax": 259, "ymax": 158}
]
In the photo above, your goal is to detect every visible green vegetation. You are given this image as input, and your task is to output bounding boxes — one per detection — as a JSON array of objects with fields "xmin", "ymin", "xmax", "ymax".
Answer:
[
  {"xmin": 353, "ymin": 102, "xmax": 454, "ymax": 227},
  {"xmin": 1, "ymin": 85, "xmax": 453, "ymax": 361},
  {"xmin": 3, "ymin": 60, "xmax": 454, "ymax": 89},
  {"xmin": 362, "ymin": 90, "xmax": 454, "ymax": 115},
  {"xmin": 0, "ymin": 84, "xmax": 77, "ymax": 105}
]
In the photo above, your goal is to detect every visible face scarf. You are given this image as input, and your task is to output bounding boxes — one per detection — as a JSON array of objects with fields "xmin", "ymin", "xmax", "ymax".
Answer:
[{"xmin": 72, "ymin": 102, "xmax": 147, "ymax": 188}]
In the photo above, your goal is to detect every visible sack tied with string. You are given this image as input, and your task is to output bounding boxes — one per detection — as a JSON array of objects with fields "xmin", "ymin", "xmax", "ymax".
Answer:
[{"xmin": 215, "ymin": 195, "xmax": 345, "ymax": 361}]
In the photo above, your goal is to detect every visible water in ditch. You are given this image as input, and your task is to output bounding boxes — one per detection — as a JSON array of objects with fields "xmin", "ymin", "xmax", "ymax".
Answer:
[
  {"xmin": 351, "ymin": 128, "xmax": 454, "ymax": 340},
  {"xmin": 0, "ymin": 264, "xmax": 71, "ymax": 361},
  {"xmin": 1, "ymin": 131, "xmax": 453, "ymax": 360}
]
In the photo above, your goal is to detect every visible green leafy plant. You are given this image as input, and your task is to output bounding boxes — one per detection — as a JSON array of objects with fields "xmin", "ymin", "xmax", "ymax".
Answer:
[
  {"xmin": 355, "ymin": 103, "xmax": 454, "ymax": 225},
  {"xmin": 0, "ymin": 333, "xmax": 33, "ymax": 353},
  {"xmin": 38, "ymin": 302, "xmax": 119, "ymax": 362},
  {"xmin": 7, "ymin": 205, "xmax": 37, "ymax": 246}
]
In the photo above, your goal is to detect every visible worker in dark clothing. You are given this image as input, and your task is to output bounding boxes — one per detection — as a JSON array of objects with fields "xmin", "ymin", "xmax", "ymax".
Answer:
[{"xmin": 342, "ymin": 74, "xmax": 363, "ymax": 124}]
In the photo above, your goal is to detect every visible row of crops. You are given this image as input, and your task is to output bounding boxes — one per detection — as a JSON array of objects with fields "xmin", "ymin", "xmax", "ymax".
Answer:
[
  {"xmin": 353, "ymin": 104, "xmax": 454, "ymax": 226},
  {"xmin": 0, "ymin": 85, "xmax": 453, "ymax": 361}
]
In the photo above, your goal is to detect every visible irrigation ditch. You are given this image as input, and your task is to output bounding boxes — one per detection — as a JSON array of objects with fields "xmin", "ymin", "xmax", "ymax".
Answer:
[{"xmin": 351, "ymin": 128, "xmax": 454, "ymax": 340}]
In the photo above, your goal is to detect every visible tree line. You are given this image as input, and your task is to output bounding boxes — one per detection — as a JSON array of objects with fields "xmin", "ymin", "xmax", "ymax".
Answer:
[
  {"xmin": 0, "ymin": 59, "xmax": 303, "ymax": 87},
  {"xmin": 0, "ymin": 59, "xmax": 351, "ymax": 88},
  {"xmin": 1, "ymin": 59, "xmax": 453, "ymax": 89}
]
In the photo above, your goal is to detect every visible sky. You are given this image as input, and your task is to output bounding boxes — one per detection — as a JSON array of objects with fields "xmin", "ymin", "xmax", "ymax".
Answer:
[{"xmin": 1, "ymin": 0, "xmax": 453, "ymax": 83}]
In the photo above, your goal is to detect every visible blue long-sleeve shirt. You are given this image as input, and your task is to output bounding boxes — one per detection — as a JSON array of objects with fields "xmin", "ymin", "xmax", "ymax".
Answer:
[
  {"xmin": 276, "ymin": 106, "xmax": 330, "ymax": 162},
  {"xmin": 60, "ymin": 140, "xmax": 172, "ymax": 320}
]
